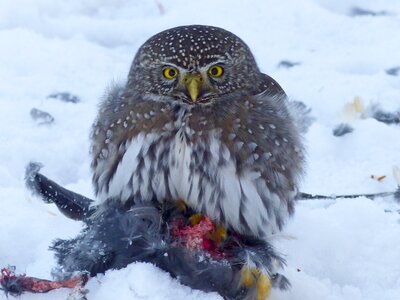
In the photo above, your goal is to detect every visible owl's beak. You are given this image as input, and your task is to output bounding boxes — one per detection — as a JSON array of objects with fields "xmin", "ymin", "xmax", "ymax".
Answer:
[{"xmin": 184, "ymin": 74, "xmax": 203, "ymax": 102}]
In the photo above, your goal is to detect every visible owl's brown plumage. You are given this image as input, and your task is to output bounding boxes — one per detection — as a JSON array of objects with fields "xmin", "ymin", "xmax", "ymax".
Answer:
[{"xmin": 91, "ymin": 25, "xmax": 305, "ymax": 240}]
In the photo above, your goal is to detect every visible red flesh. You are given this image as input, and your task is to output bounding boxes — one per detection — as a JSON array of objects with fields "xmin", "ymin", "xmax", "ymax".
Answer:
[
  {"xmin": 171, "ymin": 216, "xmax": 226, "ymax": 258},
  {"xmin": 1, "ymin": 267, "xmax": 88, "ymax": 295}
]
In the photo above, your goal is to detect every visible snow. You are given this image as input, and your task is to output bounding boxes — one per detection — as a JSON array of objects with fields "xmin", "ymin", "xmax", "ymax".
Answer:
[{"xmin": 1, "ymin": 0, "xmax": 400, "ymax": 299}]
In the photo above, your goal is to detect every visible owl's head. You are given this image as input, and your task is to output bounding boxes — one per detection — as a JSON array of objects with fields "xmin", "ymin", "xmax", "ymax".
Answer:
[{"xmin": 127, "ymin": 25, "xmax": 264, "ymax": 104}]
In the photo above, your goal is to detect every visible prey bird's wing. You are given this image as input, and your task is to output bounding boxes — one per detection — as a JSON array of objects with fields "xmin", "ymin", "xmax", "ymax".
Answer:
[{"xmin": 25, "ymin": 162, "xmax": 94, "ymax": 221}]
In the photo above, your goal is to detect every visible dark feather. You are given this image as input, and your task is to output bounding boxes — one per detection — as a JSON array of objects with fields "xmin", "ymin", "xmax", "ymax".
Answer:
[
  {"xmin": 25, "ymin": 162, "xmax": 94, "ymax": 221},
  {"xmin": 26, "ymin": 169, "xmax": 289, "ymax": 298}
]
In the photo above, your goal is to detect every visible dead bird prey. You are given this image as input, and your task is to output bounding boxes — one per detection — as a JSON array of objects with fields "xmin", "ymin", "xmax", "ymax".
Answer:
[{"xmin": 3, "ymin": 163, "xmax": 289, "ymax": 300}]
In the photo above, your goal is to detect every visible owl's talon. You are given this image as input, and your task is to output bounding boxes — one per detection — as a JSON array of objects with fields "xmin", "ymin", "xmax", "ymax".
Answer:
[
  {"xmin": 189, "ymin": 213, "xmax": 204, "ymax": 225},
  {"xmin": 240, "ymin": 266, "xmax": 256, "ymax": 288},
  {"xmin": 240, "ymin": 266, "xmax": 271, "ymax": 300},
  {"xmin": 175, "ymin": 200, "xmax": 187, "ymax": 212},
  {"xmin": 209, "ymin": 224, "xmax": 227, "ymax": 246},
  {"xmin": 257, "ymin": 273, "xmax": 271, "ymax": 300},
  {"xmin": 187, "ymin": 214, "xmax": 227, "ymax": 246}
]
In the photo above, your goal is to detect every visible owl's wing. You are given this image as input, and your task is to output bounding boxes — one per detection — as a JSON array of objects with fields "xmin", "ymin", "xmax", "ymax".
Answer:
[
  {"xmin": 286, "ymin": 100, "xmax": 314, "ymax": 134},
  {"xmin": 260, "ymin": 73, "xmax": 286, "ymax": 96},
  {"xmin": 261, "ymin": 73, "xmax": 314, "ymax": 133}
]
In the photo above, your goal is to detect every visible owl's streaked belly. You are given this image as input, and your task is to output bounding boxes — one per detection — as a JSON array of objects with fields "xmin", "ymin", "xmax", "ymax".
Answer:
[{"xmin": 96, "ymin": 127, "xmax": 288, "ymax": 238}]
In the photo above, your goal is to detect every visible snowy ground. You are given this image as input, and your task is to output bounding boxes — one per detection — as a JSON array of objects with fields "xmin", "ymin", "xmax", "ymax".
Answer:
[{"xmin": 1, "ymin": 0, "xmax": 400, "ymax": 299}]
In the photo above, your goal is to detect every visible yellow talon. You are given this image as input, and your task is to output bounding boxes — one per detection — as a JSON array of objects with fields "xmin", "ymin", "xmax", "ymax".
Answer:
[
  {"xmin": 189, "ymin": 213, "xmax": 204, "ymax": 225},
  {"xmin": 213, "ymin": 224, "xmax": 227, "ymax": 245},
  {"xmin": 257, "ymin": 273, "xmax": 271, "ymax": 300},
  {"xmin": 240, "ymin": 267, "xmax": 271, "ymax": 300},
  {"xmin": 240, "ymin": 266, "xmax": 256, "ymax": 288},
  {"xmin": 204, "ymin": 224, "xmax": 227, "ymax": 246},
  {"xmin": 175, "ymin": 200, "xmax": 187, "ymax": 212}
]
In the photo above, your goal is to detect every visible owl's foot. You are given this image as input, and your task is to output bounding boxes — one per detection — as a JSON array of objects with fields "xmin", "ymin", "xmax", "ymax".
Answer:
[
  {"xmin": 189, "ymin": 214, "xmax": 227, "ymax": 246},
  {"xmin": 175, "ymin": 199, "xmax": 188, "ymax": 212},
  {"xmin": 188, "ymin": 213, "xmax": 203, "ymax": 225},
  {"xmin": 240, "ymin": 266, "xmax": 271, "ymax": 300},
  {"xmin": 210, "ymin": 224, "xmax": 228, "ymax": 245},
  {"xmin": 174, "ymin": 201, "xmax": 228, "ymax": 247}
]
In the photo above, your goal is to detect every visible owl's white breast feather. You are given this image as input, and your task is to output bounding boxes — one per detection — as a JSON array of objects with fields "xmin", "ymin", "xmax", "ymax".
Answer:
[{"xmin": 95, "ymin": 127, "xmax": 286, "ymax": 237}]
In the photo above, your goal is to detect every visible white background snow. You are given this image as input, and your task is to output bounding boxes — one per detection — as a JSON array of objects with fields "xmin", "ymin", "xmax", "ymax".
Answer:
[{"xmin": 1, "ymin": 0, "xmax": 400, "ymax": 299}]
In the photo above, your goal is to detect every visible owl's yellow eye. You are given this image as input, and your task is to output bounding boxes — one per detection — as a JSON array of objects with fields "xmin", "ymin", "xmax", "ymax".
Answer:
[
  {"xmin": 208, "ymin": 65, "xmax": 224, "ymax": 77},
  {"xmin": 163, "ymin": 67, "xmax": 179, "ymax": 79}
]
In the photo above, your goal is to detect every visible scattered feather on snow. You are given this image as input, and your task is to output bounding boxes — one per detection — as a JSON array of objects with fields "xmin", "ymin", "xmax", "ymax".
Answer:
[
  {"xmin": 332, "ymin": 123, "xmax": 354, "ymax": 137},
  {"xmin": 30, "ymin": 108, "xmax": 55, "ymax": 125}
]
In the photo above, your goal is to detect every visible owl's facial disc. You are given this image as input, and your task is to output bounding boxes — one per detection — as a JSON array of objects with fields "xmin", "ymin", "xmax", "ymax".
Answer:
[
  {"xmin": 179, "ymin": 70, "xmax": 220, "ymax": 103},
  {"xmin": 162, "ymin": 66, "xmax": 220, "ymax": 103},
  {"xmin": 129, "ymin": 26, "xmax": 264, "ymax": 103},
  {"xmin": 173, "ymin": 64, "xmax": 226, "ymax": 103}
]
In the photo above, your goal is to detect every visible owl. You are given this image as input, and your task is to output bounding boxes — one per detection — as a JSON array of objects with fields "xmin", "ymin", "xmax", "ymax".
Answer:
[{"xmin": 90, "ymin": 25, "xmax": 305, "ymax": 241}]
